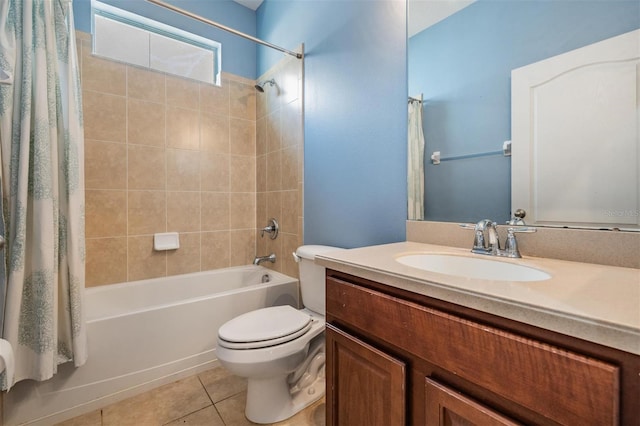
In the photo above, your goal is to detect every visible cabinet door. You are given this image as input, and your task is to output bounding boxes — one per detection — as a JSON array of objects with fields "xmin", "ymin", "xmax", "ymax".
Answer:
[
  {"xmin": 326, "ymin": 325, "xmax": 406, "ymax": 426},
  {"xmin": 425, "ymin": 378, "xmax": 521, "ymax": 426}
]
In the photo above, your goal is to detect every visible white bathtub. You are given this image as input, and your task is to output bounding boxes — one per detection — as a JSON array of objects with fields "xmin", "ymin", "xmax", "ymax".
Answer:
[{"xmin": 4, "ymin": 266, "xmax": 299, "ymax": 425}]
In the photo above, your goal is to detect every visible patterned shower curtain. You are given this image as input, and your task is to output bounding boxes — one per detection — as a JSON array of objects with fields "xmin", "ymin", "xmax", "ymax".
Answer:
[
  {"xmin": 407, "ymin": 100, "xmax": 425, "ymax": 220},
  {"xmin": 0, "ymin": 0, "xmax": 87, "ymax": 389}
]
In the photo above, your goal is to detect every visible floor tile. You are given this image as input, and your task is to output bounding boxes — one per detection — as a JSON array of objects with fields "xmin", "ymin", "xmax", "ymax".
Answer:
[
  {"xmin": 54, "ymin": 410, "xmax": 102, "ymax": 426},
  {"xmin": 215, "ymin": 392, "xmax": 325, "ymax": 426},
  {"xmin": 199, "ymin": 366, "xmax": 248, "ymax": 403},
  {"xmin": 164, "ymin": 406, "xmax": 225, "ymax": 426},
  {"xmin": 102, "ymin": 376, "xmax": 211, "ymax": 426},
  {"xmin": 214, "ymin": 392, "xmax": 254, "ymax": 426},
  {"xmin": 54, "ymin": 367, "xmax": 325, "ymax": 426}
]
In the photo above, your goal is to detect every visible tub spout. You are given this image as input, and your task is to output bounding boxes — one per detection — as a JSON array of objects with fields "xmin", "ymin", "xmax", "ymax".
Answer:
[{"xmin": 253, "ymin": 253, "xmax": 276, "ymax": 265}]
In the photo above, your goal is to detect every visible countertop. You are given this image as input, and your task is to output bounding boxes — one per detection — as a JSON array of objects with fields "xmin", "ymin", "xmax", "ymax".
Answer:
[{"xmin": 316, "ymin": 241, "xmax": 640, "ymax": 355}]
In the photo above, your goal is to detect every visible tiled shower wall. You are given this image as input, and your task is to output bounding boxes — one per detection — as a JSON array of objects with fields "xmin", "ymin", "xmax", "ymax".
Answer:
[
  {"xmin": 79, "ymin": 31, "xmax": 304, "ymax": 286},
  {"xmin": 255, "ymin": 53, "xmax": 304, "ymax": 279}
]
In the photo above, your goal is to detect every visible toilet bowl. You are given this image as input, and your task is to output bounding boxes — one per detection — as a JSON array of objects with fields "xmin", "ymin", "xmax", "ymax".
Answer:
[{"xmin": 215, "ymin": 245, "xmax": 342, "ymax": 424}]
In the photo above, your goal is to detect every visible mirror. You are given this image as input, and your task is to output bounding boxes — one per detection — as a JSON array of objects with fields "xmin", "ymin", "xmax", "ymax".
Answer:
[{"xmin": 407, "ymin": 0, "xmax": 639, "ymax": 228}]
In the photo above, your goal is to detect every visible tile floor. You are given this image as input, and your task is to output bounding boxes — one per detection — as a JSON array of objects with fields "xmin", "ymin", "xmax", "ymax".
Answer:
[{"xmin": 55, "ymin": 366, "xmax": 325, "ymax": 426}]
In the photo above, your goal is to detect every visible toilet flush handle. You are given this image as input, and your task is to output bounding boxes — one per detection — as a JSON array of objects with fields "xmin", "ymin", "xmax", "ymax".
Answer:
[{"xmin": 292, "ymin": 252, "xmax": 301, "ymax": 263}]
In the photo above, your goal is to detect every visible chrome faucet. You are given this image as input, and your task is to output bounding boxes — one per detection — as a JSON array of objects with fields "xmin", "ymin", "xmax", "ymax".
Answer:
[
  {"xmin": 253, "ymin": 253, "xmax": 276, "ymax": 265},
  {"xmin": 460, "ymin": 219, "xmax": 536, "ymax": 258}
]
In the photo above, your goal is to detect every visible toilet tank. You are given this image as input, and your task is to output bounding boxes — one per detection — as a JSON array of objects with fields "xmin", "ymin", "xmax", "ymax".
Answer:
[{"xmin": 294, "ymin": 245, "xmax": 343, "ymax": 315}]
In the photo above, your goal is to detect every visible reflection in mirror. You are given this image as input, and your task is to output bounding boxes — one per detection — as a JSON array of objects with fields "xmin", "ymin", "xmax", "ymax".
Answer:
[{"xmin": 408, "ymin": 0, "xmax": 640, "ymax": 226}]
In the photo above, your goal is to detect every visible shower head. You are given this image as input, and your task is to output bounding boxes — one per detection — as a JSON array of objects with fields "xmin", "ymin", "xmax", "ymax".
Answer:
[{"xmin": 254, "ymin": 78, "xmax": 275, "ymax": 93}]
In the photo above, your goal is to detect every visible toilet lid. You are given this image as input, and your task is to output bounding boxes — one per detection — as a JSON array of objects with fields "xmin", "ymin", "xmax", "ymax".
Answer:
[{"xmin": 218, "ymin": 305, "xmax": 312, "ymax": 349}]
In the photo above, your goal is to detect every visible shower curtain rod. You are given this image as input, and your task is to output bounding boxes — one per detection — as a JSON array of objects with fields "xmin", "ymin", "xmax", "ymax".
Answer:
[{"xmin": 146, "ymin": 0, "xmax": 303, "ymax": 59}]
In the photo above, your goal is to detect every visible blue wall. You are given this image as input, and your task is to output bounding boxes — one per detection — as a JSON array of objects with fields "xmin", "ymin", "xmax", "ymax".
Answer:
[
  {"xmin": 409, "ymin": 0, "xmax": 640, "ymax": 224},
  {"xmin": 257, "ymin": 0, "xmax": 408, "ymax": 248},
  {"xmin": 73, "ymin": 0, "xmax": 258, "ymax": 79}
]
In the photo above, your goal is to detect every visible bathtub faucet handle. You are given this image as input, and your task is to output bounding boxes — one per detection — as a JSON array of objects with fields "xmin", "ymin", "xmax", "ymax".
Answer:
[{"xmin": 260, "ymin": 218, "xmax": 279, "ymax": 240}]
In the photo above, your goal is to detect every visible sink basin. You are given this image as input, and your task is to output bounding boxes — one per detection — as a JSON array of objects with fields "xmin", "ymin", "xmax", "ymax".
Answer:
[{"xmin": 396, "ymin": 253, "xmax": 551, "ymax": 282}]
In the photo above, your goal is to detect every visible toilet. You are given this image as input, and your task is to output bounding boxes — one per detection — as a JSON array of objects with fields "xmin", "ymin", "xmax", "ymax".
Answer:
[{"xmin": 216, "ymin": 245, "xmax": 342, "ymax": 424}]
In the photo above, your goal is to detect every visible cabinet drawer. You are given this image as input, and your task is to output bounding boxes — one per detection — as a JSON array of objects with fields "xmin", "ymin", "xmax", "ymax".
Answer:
[
  {"xmin": 327, "ymin": 276, "xmax": 620, "ymax": 426},
  {"xmin": 425, "ymin": 378, "xmax": 522, "ymax": 426}
]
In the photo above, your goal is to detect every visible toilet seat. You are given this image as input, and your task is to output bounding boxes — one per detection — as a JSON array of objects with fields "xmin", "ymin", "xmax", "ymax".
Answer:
[{"xmin": 218, "ymin": 305, "xmax": 313, "ymax": 350}]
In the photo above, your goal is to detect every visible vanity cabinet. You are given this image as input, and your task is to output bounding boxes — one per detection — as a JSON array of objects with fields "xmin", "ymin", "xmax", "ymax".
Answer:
[{"xmin": 325, "ymin": 270, "xmax": 640, "ymax": 426}]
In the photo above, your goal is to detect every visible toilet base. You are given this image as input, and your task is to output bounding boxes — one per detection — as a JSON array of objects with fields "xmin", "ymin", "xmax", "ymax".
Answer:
[
  {"xmin": 245, "ymin": 372, "xmax": 325, "ymax": 424},
  {"xmin": 245, "ymin": 362, "xmax": 325, "ymax": 424}
]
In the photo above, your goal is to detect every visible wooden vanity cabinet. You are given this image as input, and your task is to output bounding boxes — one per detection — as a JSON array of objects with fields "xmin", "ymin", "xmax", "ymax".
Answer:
[{"xmin": 325, "ymin": 270, "xmax": 640, "ymax": 426}]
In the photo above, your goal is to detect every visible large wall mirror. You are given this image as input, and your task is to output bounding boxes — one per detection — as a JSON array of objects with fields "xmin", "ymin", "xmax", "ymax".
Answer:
[{"xmin": 407, "ymin": 0, "xmax": 639, "ymax": 229}]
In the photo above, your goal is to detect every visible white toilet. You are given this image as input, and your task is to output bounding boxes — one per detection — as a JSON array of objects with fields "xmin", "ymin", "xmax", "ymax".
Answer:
[{"xmin": 216, "ymin": 245, "xmax": 341, "ymax": 424}]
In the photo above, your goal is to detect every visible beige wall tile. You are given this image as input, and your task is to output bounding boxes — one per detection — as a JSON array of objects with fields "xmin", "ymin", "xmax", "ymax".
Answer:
[
  {"xmin": 81, "ymin": 51, "xmax": 126, "ymax": 96},
  {"xmin": 281, "ymin": 146, "xmax": 298, "ymax": 191},
  {"xmin": 201, "ymin": 192, "xmax": 229, "ymax": 231},
  {"xmin": 127, "ymin": 66, "xmax": 165, "ymax": 103},
  {"xmin": 167, "ymin": 106, "xmax": 200, "ymax": 150},
  {"xmin": 85, "ymin": 190, "xmax": 127, "ymax": 238},
  {"xmin": 266, "ymin": 191, "xmax": 282, "ymax": 225},
  {"xmin": 200, "ymin": 112, "xmax": 229, "ymax": 153},
  {"xmin": 200, "ymin": 152, "xmax": 229, "ymax": 192},
  {"xmin": 200, "ymin": 82, "xmax": 229, "ymax": 116},
  {"xmin": 280, "ymin": 59, "xmax": 301, "ymax": 105},
  {"xmin": 266, "ymin": 110, "xmax": 282, "ymax": 153},
  {"xmin": 85, "ymin": 237, "xmax": 127, "ymax": 286},
  {"xmin": 281, "ymin": 190, "xmax": 299, "ymax": 234},
  {"xmin": 167, "ymin": 233, "xmax": 201, "ymax": 276},
  {"xmin": 229, "ymin": 118, "xmax": 255, "ymax": 156},
  {"xmin": 281, "ymin": 99, "xmax": 302, "ymax": 148},
  {"xmin": 230, "ymin": 156, "xmax": 255, "ymax": 193},
  {"xmin": 256, "ymin": 192, "xmax": 267, "ymax": 229},
  {"xmin": 281, "ymin": 233, "xmax": 300, "ymax": 278},
  {"xmin": 85, "ymin": 139, "xmax": 126, "ymax": 190},
  {"xmin": 266, "ymin": 150, "xmax": 281, "ymax": 192},
  {"xmin": 229, "ymin": 230, "xmax": 255, "ymax": 266},
  {"xmin": 256, "ymin": 154, "xmax": 266, "ymax": 193},
  {"xmin": 83, "ymin": 91, "xmax": 126, "ymax": 142},
  {"xmin": 128, "ymin": 145, "xmax": 166, "ymax": 190},
  {"xmin": 167, "ymin": 191, "xmax": 200, "ymax": 232},
  {"xmin": 229, "ymin": 80, "xmax": 256, "ymax": 120},
  {"xmin": 128, "ymin": 99, "xmax": 165, "ymax": 147},
  {"xmin": 166, "ymin": 75, "xmax": 200, "ymax": 110},
  {"xmin": 256, "ymin": 116, "xmax": 267, "ymax": 156},
  {"xmin": 167, "ymin": 149, "xmax": 201, "ymax": 191},
  {"xmin": 201, "ymin": 231, "xmax": 230, "ymax": 270},
  {"xmin": 128, "ymin": 191, "xmax": 166, "ymax": 235},
  {"xmin": 230, "ymin": 193, "xmax": 255, "ymax": 229},
  {"xmin": 127, "ymin": 236, "xmax": 166, "ymax": 281},
  {"xmin": 81, "ymin": 36, "xmax": 300, "ymax": 283},
  {"xmin": 256, "ymin": 84, "xmax": 268, "ymax": 119}
]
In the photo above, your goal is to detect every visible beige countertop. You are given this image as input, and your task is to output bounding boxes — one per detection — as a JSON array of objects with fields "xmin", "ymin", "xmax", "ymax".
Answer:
[{"xmin": 316, "ymin": 241, "xmax": 640, "ymax": 355}]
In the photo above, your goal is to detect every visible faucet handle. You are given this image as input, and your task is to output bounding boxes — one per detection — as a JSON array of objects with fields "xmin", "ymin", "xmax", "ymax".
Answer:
[
  {"xmin": 504, "ymin": 226, "xmax": 536, "ymax": 258},
  {"xmin": 459, "ymin": 220, "xmax": 492, "ymax": 252},
  {"xmin": 260, "ymin": 218, "xmax": 279, "ymax": 239}
]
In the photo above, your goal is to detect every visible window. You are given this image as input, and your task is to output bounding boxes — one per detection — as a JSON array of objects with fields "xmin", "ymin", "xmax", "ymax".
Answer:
[{"xmin": 91, "ymin": 0, "xmax": 221, "ymax": 85}]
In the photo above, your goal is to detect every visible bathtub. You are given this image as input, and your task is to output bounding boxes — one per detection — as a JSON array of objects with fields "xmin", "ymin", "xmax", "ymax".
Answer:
[{"xmin": 4, "ymin": 266, "xmax": 299, "ymax": 425}]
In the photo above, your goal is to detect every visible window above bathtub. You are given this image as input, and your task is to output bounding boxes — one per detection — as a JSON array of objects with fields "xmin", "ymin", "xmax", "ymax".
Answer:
[{"xmin": 91, "ymin": 0, "xmax": 222, "ymax": 86}]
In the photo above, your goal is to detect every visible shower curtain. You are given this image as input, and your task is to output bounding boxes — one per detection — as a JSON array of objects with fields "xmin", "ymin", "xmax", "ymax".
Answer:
[
  {"xmin": 407, "ymin": 100, "xmax": 425, "ymax": 220},
  {"xmin": 0, "ymin": 0, "xmax": 87, "ymax": 389}
]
